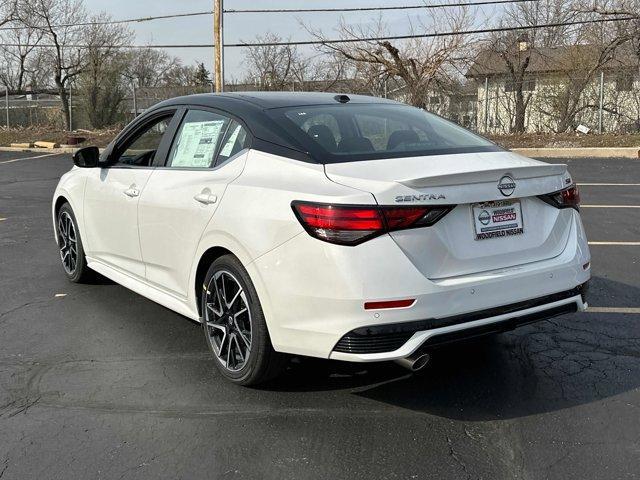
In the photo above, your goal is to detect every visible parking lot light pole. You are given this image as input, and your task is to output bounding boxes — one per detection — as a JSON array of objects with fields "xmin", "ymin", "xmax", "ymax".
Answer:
[
  {"xmin": 132, "ymin": 81, "xmax": 138, "ymax": 118},
  {"xmin": 5, "ymin": 86, "xmax": 8, "ymax": 129},
  {"xmin": 68, "ymin": 85, "xmax": 73, "ymax": 132},
  {"xmin": 598, "ymin": 71, "xmax": 604, "ymax": 134},
  {"xmin": 484, "ymin": 77, "xmax": 489, "ymax": 133}
]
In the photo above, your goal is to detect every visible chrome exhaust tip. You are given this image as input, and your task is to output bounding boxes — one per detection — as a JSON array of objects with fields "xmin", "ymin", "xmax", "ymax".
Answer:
[{"xmin": 394, "ymin": 352, "xmax": 431, "ymax": 372}]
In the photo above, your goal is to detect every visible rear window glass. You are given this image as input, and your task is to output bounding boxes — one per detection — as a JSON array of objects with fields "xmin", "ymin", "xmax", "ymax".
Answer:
[{"xmin": 270, "ymin": 104, "xmax": 499, "ymax": 163}]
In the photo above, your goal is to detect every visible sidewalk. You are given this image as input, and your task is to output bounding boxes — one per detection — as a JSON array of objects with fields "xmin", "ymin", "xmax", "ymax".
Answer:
[{"xmin": 512, "ymin": 147, "xmax": 639, "ymax": 158}]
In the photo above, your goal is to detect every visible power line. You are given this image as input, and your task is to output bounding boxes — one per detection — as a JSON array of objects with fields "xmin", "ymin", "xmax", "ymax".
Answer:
[
  {"xmin": 230, "ymin": 16, "xmax": 638, "ymax": 47},
  {"xmin": 0, "ymin": 11, "xmax": 213, "ymax": 31},
  {"xmin": 0, "ymin": 43, "xmax": 207, "ymax": 49},
  {"xmin": 0, "ymin": 0, "xmax": 543, "ymax": 31},
  {"xmin": 0, "ymin": 15, "xmax": 634, "ymax": 49},
  {"xmin": 224, "ymin": 0, "xmax": 540, "ymax": 14}
]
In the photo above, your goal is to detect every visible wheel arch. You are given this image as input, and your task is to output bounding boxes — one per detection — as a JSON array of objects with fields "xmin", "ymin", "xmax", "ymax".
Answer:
[
  {"xmin": 52, "ymin": 194, "xmax": 72, "ymax": 244},
  {"xmin": 194, "ymin": 246, "xmax": 235, "ymax": 318},
  {"xmin": 54, "ymin": 195, "xmax": 70, "ymax": 216}
]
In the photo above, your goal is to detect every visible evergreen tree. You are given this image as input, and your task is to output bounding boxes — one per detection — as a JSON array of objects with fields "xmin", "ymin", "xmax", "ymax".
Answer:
[{"xmin": 194, "ymin": 62, "xmax": 212, "ymax": 87}]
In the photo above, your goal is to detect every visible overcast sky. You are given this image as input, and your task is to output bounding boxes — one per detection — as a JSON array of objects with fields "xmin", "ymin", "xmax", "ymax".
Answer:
[{"xmin": 83, "ymin": 0, "xmax": 495, "ymax": 82}]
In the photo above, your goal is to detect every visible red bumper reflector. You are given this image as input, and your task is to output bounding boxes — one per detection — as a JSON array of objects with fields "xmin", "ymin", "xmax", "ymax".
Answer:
[{"xmin": 364, "ymin": 299, "xmax": 416, "ymax": 310}]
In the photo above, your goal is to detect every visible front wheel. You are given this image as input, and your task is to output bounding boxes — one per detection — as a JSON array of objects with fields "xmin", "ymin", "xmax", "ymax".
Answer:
[
  {"xmin": 201, "ymin": 254, "xmax": 286, "ymax": 386},
  {"xmin": 56, "ymin": 203, "xmax": 94, "ymax": 283}
]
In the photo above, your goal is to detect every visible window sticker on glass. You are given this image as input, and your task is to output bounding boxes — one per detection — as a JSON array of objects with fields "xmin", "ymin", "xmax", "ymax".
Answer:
[
  {"xmin": 171, "ymin": 120, "xmax": 225, "ymax": 168},
  {"xmin": 219, "ymin": 124, "xmax": 242, "ymax": 158}
]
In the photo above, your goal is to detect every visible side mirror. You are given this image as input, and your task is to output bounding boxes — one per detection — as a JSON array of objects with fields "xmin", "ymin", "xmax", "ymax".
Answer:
[{"xmin": 73, "ymin": 146, "xmax": 100, "ymax": 168}]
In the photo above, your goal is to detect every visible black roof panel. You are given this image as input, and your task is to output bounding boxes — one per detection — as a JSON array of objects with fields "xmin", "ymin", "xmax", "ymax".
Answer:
[
  {"xmin": 145, "ymin": 92, "xmax": 403, "ymax": 164},
  {"xmin": 156, "ymin": 91, "xmax": 399, "ymax": 110},
  {"xmin": 219, "ymin": 91, "xmax": 399, "ymax": 109}
]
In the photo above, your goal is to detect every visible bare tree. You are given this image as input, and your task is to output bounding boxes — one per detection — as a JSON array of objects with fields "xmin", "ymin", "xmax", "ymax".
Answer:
[
  {"xmin": 0, "ymin": 0, "xmax": 16, "ymax": 26},
  {"xmin": 484, "ymin": 0, "xmax": 581, "ymax": 132},
  {"xmin": 484, "ymin": 31, "xmax": 534, "ymax": 132},
  {"xmin": 124, "ymin": 48, "xmax": 185, "ymax": 88},
  {"xmin": 0, "ymin": 10, "xmax": 43, "ymax": 91},
  {"xmin": 585, "ymin": 0, "xmax": 640, "ymax": 68},
  {"xmin": 306, "ymin": 11, "xmax": 473, "ymax": 108},
  {"xmin": 162, "ymin": 61, "xmax": 201, "ymax": 87},
  {"xmin": 536, "ymin": 22, "xmax": 627, "ymax": 132},
  {"xmin": 241, "ymin": 33, "xmax": 299, "ymax": 90},
  {"xmin": 22, "ymin": 0, "xmax": 89, "ymax": 129},
  {"xmin": 78, "ymin": 12, "xmax": 132, "ymax": 128}
]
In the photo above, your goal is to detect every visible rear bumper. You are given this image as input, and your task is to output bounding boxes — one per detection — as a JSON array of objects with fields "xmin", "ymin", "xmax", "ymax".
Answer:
[
  {"xmin": 249, "ymin": 209, "xmax": 591, "ymax": 361},
  {"xmin": 330, "ymin": 283, "xmax": 587, "ymax": 362}
]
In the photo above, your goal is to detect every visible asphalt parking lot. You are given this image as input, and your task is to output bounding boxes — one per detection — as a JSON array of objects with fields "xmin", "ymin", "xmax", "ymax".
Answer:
[{"xmin": 1, "ymin": 151, "xmax": 639, "ymax": 480}]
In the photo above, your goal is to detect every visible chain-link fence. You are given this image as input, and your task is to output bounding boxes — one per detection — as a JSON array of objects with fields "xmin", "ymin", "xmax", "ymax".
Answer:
[
  {"xmin": 0, "ymin": 91, "xmax": 70, "ymax": 129},
  {"xmin": 474, "ymin": 71, "xmax": 640, "ymax": 135},
  {"xmin": 3, "ymin": 73, "xmax": 639, "ymax": 136},
  {"xmin": 0, "ymin": 85, "xmax": 214, "ymax": 132}
]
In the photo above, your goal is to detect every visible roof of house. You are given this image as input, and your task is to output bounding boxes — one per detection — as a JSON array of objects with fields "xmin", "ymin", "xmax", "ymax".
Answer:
[{"xmin": 466, "ymin": 44, "xmax": 637, "ymax": 78}]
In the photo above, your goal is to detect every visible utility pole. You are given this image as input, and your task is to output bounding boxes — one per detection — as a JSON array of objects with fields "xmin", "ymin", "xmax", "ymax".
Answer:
[{"xmin": 213, "ymin": 0, "xmax": 224, "ymax": 92}]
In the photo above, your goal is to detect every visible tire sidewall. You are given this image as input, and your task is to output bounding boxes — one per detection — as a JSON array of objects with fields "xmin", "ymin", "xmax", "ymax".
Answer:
[
  {"xmin": 57, "ymin": 203, "xmax": 87, "ymax": 283},
  {"xmin": 201, "ymin": 255, "xmax": 269, "ymax": 384}
]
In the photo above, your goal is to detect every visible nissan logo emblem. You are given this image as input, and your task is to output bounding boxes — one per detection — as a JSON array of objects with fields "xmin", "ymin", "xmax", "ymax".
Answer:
[
  {"xmin": 497, "ymin": 175, "xmax": 516, "ymax": 197},
  {"xmin": 478, "ymin": 210, "xmax": 491, "ymax": 225}
]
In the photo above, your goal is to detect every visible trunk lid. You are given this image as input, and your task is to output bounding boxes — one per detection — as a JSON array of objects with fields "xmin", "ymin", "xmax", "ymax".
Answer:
[{"xmin": 324, "ymin": 151, "xmax": 574, "ymax": 279}]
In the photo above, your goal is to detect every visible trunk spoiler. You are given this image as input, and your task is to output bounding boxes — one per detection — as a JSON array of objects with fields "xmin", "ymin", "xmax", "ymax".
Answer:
[{"xmin": 399, "ymin": 164, "xmax": 567, "ymax": 189}]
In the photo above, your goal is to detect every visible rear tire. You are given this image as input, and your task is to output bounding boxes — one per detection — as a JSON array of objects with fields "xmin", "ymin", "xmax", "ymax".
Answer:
[
  {"xmin": 201, "ymin": 254, "xmax": 286, "ymax": 386},
  {"xmin": 56, "ymin": 203, "xmax": 95, "ymax": 283}
]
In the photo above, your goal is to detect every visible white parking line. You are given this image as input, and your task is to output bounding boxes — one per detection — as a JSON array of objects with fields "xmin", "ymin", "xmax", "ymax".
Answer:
[
  {"xmin": 578, "ymin": 183, "xmax": 640, "ymax": 186},
  {"xmin": 0, "ymin": 153, "xmax": 60, "ymax": 164},
  {"xmin": 588, "ymin": 241, "xmax": 640, "ymax": 245},
  {"xmin": 581, "ymin": 205, "xmax": 640, "ymax": 208},
  {"xmin": 587, "ymin": 307, "xmax": 640, "ymax": 314}
]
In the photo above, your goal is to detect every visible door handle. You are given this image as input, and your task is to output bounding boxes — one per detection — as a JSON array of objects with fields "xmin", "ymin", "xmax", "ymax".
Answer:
[
  {"xmin": 194, "ymin": 192, "xmax": 217, "ymax": 205},
  {"xmin": 124, "ymin": 187, "xmax": 140, "ymax": 198}
]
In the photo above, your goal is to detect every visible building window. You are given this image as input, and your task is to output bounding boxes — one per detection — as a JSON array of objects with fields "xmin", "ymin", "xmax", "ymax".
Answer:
[
  {"xmin": 616, "ymin": 74, "xmax": 633, "ymax": 92},
  {"xmin": 504, "ymin": 79, "xmax": 536, "ymax": 93}
]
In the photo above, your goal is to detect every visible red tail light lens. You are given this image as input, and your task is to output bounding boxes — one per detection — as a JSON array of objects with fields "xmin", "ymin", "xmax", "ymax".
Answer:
[
  {"xmin": 539, "ymin": 184, "xmax": 580, "ymax": 210},
  {"xmin": 293, "ymin": 203, "xmax": 384, "ymax": 245},
  {"xmin": 292, "ymin": 201, "xmax": 453, "ymax": 245}
]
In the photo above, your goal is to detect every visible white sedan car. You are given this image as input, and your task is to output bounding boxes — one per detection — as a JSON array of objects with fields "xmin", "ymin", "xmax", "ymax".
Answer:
[{"xmin": 53, "ymin": 92, "xmax": 591, "ymax": 385}]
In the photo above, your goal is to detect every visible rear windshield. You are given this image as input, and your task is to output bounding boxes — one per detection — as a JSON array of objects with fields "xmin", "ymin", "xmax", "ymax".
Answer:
[{"xmin": 267, "ymin": 103, "xmax": 500, "ymax": 163}]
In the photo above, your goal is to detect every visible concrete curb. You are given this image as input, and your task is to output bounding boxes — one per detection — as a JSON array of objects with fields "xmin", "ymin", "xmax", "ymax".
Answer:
[
  {"xmin": 512, "ymin": 147, "xmax": 640, "ymax": 158},
  {"xmin": 0, "ymin": 146, "xmax": 81, "ymax": 154},
  {"xmin": 0, "ymin": 146, "xmax": 106, "ymax": 154}
]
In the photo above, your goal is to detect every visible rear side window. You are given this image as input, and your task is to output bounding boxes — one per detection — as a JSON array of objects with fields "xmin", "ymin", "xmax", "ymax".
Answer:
[
  {"xmin": 274, "ymin": 104, "xmax": 499, "ymax": 163},
  {"xmin": 215, "ymin": 120, "xmax": 250, "ymax": 166},
  {"xmin": 167, "ymin": 110, "xmax": 228, "ymax": 168}
]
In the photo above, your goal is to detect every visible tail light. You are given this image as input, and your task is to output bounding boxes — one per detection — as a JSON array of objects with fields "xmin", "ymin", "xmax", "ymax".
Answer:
[
  {"xmin": 539, "ymin": 184, "xmax": 580, "ymax": 210},
  {"xmin": 291, "ymin": 201, "xmax": 454, "ymax": 246}
]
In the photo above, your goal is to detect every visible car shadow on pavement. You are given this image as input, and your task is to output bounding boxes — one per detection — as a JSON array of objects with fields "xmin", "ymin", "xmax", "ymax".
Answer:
[{"xmin": 268, "ymin": 276, "xmax": 640, "ymax": 421}]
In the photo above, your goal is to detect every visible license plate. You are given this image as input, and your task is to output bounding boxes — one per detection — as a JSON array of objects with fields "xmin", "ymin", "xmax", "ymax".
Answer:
[{"xmin": 472, "ymin": 200, "xmax": 524, "ymax": 240}]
